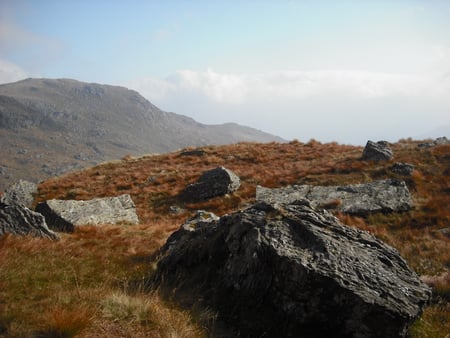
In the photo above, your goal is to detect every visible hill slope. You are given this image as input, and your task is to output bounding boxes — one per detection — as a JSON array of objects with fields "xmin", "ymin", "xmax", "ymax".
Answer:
[
  {"xmin": 0, "ymin": 140, "xmax": 447, "ymax": 337},
  {"xmin": 0, "ymin": 78, "xmax": 283, "ymax": 190}
]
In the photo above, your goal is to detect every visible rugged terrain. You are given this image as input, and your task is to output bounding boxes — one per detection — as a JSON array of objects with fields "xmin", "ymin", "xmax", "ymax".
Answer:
[
  {"xmin": 0, "ymin": 139, "xmax": 449, "ymax": 337},
  {"xmin": 0, "ymin": 78, "xmax": 283, "ymax": 190}
]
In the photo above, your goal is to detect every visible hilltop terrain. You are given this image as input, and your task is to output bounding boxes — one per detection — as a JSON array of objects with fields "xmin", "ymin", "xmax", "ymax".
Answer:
[
  {"xmin": 0, "ymin": 78, "xmax": 283, "ymax": 191},
  {"xmin": 0, "ymin": 139, "xmax": 448, "ymax": 337}
]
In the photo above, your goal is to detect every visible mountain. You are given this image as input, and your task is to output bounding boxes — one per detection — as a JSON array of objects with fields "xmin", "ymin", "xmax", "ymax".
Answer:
[{"xmin": 0, "ymin": 78, "xmax": 284, "ymax": 190}]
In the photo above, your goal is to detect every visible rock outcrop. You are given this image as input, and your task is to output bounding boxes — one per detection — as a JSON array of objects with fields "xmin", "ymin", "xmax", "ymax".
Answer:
[
  {"xmin": 0, "ymin": 202, "xmax": 59, "ymax": 239},
  {"xmin": 154, "ymin": 201, "xmax": 430, "ymax": 338},
  {"xmin": 390, "ymin": 163, "xmax": 415, "ymax": 176},
  {"xmin": 418, "ymin": 136, "xmax": 450, "ymax": 148},
  {"xmin": 362, "ymin": 140, "xmax": 393, "ymax": 161},
  {"xmin": 180, "ymin": 167, "xmax": 240, "ymax": 202},
  {"xmin": 1, "ymin": 180, "xmax": 37, "ymax": 208},
  {"xmin": 256, "ymin": 179, "xmax": 412, "ymax": 216},
  {"xmin": 36, "ymin": 194, "xmax": 139, "ymax": 232}
]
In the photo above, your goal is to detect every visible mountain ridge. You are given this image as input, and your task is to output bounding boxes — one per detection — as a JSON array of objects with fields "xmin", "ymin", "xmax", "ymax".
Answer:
[{"xmin": 0, "ymin": 78, "xmax": 284, "ymax": 190}]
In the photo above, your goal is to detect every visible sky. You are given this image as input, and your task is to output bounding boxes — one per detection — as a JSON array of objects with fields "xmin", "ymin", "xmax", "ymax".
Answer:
[{"xmin": 1, "ymin": 0, "xmax": 449, "ymax": 144}]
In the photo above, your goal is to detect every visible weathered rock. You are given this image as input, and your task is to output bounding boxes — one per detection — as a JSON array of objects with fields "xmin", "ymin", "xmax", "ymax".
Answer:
[
  {"xmin": 390, "ymin": 162, "xmax": 415, "ymax": 176},
  {"xmin": 154, "ymin": 202, "xmax": 430, "ymax": 338},
  {"xmin": 0, "ymin": 202, "xmax": 59, "ymax": 239},
  {"xmin": 181, "ymin": 210, "xmax": 219, "ymax": 232},
  {"xmin": 362, "ymin": 140, "xmax": 393, "ymax": 161},
  {"xmin": 418, "ymin": 136, "xmax": 450, "ymax": 148},
  {"xmin": 36, "ymin": 194, "xmax": 139, "ymax": 232},
  {"xmin": 180, "ymin": 166, "xmax": 240, "ymax": 202},
  {"xmin": 256, "ymin": 179, "xmax": 412, "ymax": 216},
  {"xmin": 1, "ymin": 180, "xmax": 38, "ymax": 208}
]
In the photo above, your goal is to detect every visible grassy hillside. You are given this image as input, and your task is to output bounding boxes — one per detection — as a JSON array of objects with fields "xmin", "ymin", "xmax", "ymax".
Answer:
[
  {"xmin": 1, "ymin": 140, "xmax": 449, "ymax": 337},
  {"xmin": 0, "ymin": 78, "xmax": 284, "ymax": 191}
]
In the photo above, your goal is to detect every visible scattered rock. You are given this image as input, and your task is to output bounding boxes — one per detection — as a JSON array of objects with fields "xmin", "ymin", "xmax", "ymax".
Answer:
[
  {"xmin": 169, "ymin": 205, "xmax": 185, "ymax": 214},
  {"xmin": 179, "ymin": 149, "xmax": 206, "ymax": 157},
  {"xmin": 180, "ymin": 167, "xmax": 240, "ymax": 202},
  {"xmin": 418, "ymin": 136, "xmax": 450, "ymax": 148},
  {"xmin": 390, "ymin": 163, "xmax": 415, "ymax": 176},
  {"xmin": 362, "ymin": 140, "xmax": 393, "ymax": 161},
  {"xmin": 154, "ymin": 202, "xmax": 430, "ymax": 338},
  {"xmin": 256, "ymin": 179, "xmax": 412, "ymax": 216},
  {"xmin": 36, "ymin": 194, "xmax": 139, "ymax": 232},
  {"xmin": 0, "ymin": 202, "xmax": 59, "ymax": 239},
  {"xmin": 1, "ymin": 180, "xmax": 38, "ymax": 208}
]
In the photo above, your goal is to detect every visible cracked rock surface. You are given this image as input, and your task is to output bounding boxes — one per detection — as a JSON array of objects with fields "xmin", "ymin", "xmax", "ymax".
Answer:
[
  {"xmin": 154, "ymin": 201, "xmax": 430, "ymax": 338},
  {"xmin": 256, "ymin": 179, "xmax": 412, "ymax": 216}
]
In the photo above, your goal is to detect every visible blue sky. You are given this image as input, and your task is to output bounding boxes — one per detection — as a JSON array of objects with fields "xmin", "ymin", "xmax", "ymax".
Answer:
[{"xmin": 1, "ymin": 0, "xmax": 449, "ymax": 144}]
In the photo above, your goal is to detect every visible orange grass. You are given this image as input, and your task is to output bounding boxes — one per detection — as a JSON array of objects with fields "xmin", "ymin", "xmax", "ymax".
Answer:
[{"xmin": 1, "ymin": 140, "xmax": 447, "ymax": 337}]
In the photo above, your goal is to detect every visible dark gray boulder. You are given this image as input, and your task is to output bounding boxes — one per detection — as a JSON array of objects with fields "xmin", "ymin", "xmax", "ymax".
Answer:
[
  {"xmin": 154, "ymin": 202, "xmax": 430, "ymax": 338},
  {"xmin": 390, "ymin": 163, "xmax": 415, "ymax": 176},
  {"xmin": 256, "ymin": 179, "xmax": 412, "ymax": 216},
  {"xmin": 36, "ymin": 194, "xmax": 139, "ymax": 232},
  {"xmin": 0, "ymin": 202, "xmax": 59, "ymax": 239},
  {"xmin": 1, "ymin": 180, "xmax": 38, "ymax": 208},
  {"xmin": 362, "ymin": 140, "xmax": 393, "ymax": 161},
  {"xmin": 180, "ymin": 167, "xmax": 240, "ymax": 202}
]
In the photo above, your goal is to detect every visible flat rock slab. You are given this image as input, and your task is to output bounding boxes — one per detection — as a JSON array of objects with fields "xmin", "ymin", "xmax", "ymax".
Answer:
[
  {"xmin": 154, "ymin": 202, "xmax": 430, "ymax": 337},
  {"xmin": 0, "ymin": 202, "xmax": 59, "ymax": 240},
  {"xmin": 256, "ymin": 179, "xmax": 412, "ymax": 216},
  {"xmin": 36, "ymin": 194, "xmax": 139, "ymax": 232},
  {"xmin": 1, "ymin": 180, "xmax": 37, "ymax": 208}
]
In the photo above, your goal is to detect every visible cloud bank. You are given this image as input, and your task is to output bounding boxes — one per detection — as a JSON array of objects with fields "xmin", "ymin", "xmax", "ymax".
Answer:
[{"xmin": 128, "ymin": 68, "xmax": 450, "ymax": 144}]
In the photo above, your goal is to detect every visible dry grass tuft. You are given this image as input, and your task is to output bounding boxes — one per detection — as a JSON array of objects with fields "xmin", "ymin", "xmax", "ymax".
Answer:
[{"xmin": 35, "ymin": 305, "xmax": 93, "ymax": 338}]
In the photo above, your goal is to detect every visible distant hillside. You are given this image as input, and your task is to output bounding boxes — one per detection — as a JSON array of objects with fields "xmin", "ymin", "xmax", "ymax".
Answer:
[{"xmin": 0, "ymin": 78, "xmax": 284, "ymax": 190}]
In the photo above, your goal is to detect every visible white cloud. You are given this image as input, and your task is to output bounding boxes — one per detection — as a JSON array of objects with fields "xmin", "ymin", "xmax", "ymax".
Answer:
[
  {"xmin": 130, "ymin": 68, "xmax": 448, "ymax": 103},
  {"xmin": 127, "ymin": 68, "xmax": 450, "ymax": 144},
  {"xmin": 0, "ymin": 59, "xmax": 28, "ymax": 84}
]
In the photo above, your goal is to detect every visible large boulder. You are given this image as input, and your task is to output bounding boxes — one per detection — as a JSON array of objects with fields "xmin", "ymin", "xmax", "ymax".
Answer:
[
  {"xmin": 36, "ymin": 194, "xmax": 139, "ymax": 232},
  {"xmin": 1, "ymin": 180, "xmax": 38, "ymax": 208},
  {"xmin": 0, "ymin": 202, "xmax": 59, "ymax": 239},
  {"xmin": 362, "ymin": 140, "xmax": 393, "ymax": 161},
  {"xmin": 180, "ymin": 166, "xmax": 240, "ymax": 202},
  {"xmin": 256, "ymin": 179, "xmax": 412, "ymax": 216},
  {"xmin": 154, "ymin": 202, "xmax": 431, "ymax": 338}
]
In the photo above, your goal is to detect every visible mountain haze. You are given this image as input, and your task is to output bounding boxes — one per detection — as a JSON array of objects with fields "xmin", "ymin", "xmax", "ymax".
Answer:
[{"xmin": 0, "ymin": 78, "xmax": 283, "ymax": 190}]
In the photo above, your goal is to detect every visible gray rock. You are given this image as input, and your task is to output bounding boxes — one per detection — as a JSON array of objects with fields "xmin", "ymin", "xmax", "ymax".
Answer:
[
  {"xmin": 154, "ymin": 202, "xmax": 430, "ymax": 338},
  {"xmin": 362, "ymin": 140, "xmax": 393, "ymax": 161},
  {"xmin": 0, "ymin": 202, "xmax": 59, "ymax": 240},
  {"xmin": 256, "ymin": 179, "xmax": 412, "ymax": 216},
  {"xmin": 180, "ymin": 167, "xmax": 240, "ymax": 202},
  {"xmin": 418, "ymin": 136, "xmax": 450, "ymax": 148},
  {"xmin": 36, "ymin": 194, "xmax": 139, "ymax": 232},
  {"xmin": 390, "ymin": 163, "xmax": 415, "ymax": 176},
  {"xmin": 1, "ymin": 180, "xmax": 38, "ymax": 208}
]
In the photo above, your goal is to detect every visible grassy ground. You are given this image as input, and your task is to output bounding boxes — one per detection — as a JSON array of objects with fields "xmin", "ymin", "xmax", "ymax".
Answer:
[{"xmin": 1, "ymin": 140, "xmax": 449, "ymax": 337}]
